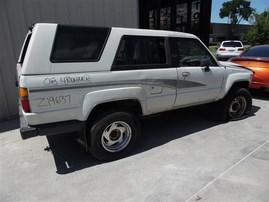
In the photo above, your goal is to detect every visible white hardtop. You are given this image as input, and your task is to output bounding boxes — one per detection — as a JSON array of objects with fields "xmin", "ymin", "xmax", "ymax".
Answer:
[
  {"xmin": 19, "ymin": 23, "xmax": 200, "ymax": 75},
  {"xmin": 33, "ymin": 23, "xmax": 197, "ymax": 37},
  {"xmin": 111, "ymin": 27, "xmax": 197, "ymax": 39},
  {"xmin": 32, "ymin": 23, "xmax": 197, "ymax": 38}
]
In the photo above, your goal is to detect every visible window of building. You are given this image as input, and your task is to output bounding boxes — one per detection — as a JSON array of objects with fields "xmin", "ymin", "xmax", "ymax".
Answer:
[
  {"xmin": 171, "ymin": 37, "xmax": 217, "ymax": 67},
  {"xmin": 160, "ymin": 7, "xmax": 171, "ymax": 30},
  {"xmin": 50, "ymin": 25, "xmax": 110, "ymax": 62},
  {"xmin": 176, "ymin": 2, "xmax": 188, "ymax": 32},
  {"xmin": 149, "ymin": 10, "xmax": 157, "ymax": 29},
  {"xmin": 113, "ymin": 36, "xmax": 167, "ymax": 69},
  {"xmin": 139, "ymin": 0, "xmax": 212, "ymax": 46},
  {"xmin": 191, "ymin": 0, "xmax": 201, "ymax": 36}
]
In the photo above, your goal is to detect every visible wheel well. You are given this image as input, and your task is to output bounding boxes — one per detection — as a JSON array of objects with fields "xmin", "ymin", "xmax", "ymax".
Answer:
[
  {"xmin": 87, "ymin": 99, "xmax": 143, "ymax": 123},
  {"xmin": 224, "ymin": 81, "xmax": 250, "ymax": 98},
  {"xmin": 230, "ymin": 81, "xmax": 250, "ymax": 92}
]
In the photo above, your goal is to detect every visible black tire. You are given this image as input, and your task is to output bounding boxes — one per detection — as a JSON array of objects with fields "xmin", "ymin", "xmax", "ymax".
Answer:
[
  {"xmin": 88, "ymin": 111, "xmax": 140, "ymax": 161},
  {"xmin": 219, "ymin": 88, "xmax": 252, "ymax": 121}
]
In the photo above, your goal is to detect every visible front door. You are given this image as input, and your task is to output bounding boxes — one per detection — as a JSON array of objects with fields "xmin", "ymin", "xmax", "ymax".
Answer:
[{"xmin": 170, "ymin": 37, "xmax": 224, "ymax": 107}]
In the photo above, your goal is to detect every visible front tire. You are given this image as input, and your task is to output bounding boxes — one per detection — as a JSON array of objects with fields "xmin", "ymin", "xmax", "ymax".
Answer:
[
  {"xmin": 220, "ymin": 88, "xmax": 252, "ymax": 121},
  {"xmin": 88, "ymin": 111, "xmax": 140, "ymax": 161}
]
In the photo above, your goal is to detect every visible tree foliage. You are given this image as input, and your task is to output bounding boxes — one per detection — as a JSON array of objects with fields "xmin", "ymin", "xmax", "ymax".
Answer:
[
  {"xmin": 219, "ymin": 0, "xmax": 255, "ymax": 24},
  {"xmin": 243, "ymin": 11, "xmax": 269, "ymax": 45}
]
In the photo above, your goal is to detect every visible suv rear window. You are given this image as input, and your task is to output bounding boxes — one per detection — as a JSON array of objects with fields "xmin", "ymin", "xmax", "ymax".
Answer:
[
  {"xmin": 222, "ymin": 42, "xmax": 242, "ymax": 47},
  {"xmin": 18, "ymin": 32, "xmax": 32, "ymax": 65},
  {"xmin": 50, "ymin": 25, "xmax": 110, "ymax": 62}
]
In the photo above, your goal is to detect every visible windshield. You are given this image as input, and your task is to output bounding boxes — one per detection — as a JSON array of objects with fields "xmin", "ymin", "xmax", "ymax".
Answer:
[{"xmin": 241, "ymin": 46, "xmax": 269, "ymax": 57}]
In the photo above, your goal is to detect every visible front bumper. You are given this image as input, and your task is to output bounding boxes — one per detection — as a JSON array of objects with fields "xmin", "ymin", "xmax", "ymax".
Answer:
[{"xmin": 20, "ymin": 114, "xmax": 85, "ymax": 140}]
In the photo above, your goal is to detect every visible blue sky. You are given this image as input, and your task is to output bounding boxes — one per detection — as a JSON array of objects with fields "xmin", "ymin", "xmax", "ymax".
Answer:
[{"xmin": 211, "ymin": 0, "xmax": 269, "ymax": 24}]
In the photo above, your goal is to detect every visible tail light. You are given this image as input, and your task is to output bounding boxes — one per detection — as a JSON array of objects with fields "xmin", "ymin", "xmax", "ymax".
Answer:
[
  {"xmin": 238, "ymin": 48, "xmax": 244, "ymax": 51},
  {"xmin": 219, "ymin": 48, "xmax": 226, "ymax": 51},
  {"xmin": 20, "ymin": 87, "xmax": 31, "ymax": 113}
]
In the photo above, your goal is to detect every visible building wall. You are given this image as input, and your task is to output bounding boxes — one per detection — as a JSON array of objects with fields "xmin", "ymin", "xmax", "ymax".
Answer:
[
  {"xmin": 0, "ymin": 0, "xmax": 139, "ymax": 120},
  {"xmin": 139, "ymin": 0, "xmax": 212, "ymax": 45},
  {"xmin": 210, "ymin": 23, "xmax": 252, "ymax": 42}
]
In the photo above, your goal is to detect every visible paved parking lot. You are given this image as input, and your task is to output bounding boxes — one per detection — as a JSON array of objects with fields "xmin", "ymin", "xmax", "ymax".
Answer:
[{"xmin": 1, "ymin": 91, "xmax": 268, "ymax": 202}]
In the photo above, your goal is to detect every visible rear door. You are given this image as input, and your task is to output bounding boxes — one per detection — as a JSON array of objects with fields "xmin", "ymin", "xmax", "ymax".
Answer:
[{"xmin": 170, "ymin": 37, "xmax": 224, "ymax": 107}]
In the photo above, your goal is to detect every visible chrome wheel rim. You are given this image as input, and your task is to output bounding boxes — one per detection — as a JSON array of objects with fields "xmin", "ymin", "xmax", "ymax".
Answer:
[
  {"xmin": 101, "ymin": 121, "xmax": 132, "ymax": 152},
  {"xmin": 229, "ymin": 96, "xmax": 247, "ymax": 119}
]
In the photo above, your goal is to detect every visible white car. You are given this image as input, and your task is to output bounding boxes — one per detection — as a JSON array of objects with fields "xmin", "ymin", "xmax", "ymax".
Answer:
[
  {"xmin": 216, "ymin": 40, "xmax": 244, "ymax": 61},
  {"xmin": 17, "ymin": 24, "xmax": 253, "ymax": 161}
]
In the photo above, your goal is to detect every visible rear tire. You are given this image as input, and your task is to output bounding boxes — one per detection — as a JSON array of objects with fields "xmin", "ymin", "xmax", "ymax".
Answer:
[
  {"xmin": 219, "ymin": 88, "xmax": 252, "ymax": 121},
  {"xmin": 88, "ymin": 111, "xmax": 140, "ymax": 161}
]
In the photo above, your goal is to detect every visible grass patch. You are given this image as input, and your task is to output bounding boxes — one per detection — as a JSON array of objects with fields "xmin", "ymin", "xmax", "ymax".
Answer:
[{"xmin": 209, "ymin": 46, "xmax": 217, "ymax": 54}]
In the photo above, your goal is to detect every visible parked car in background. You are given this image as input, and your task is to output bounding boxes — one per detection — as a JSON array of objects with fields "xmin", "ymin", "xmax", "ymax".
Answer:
[
  {"xmin": 216, "ymin": 40, "xmax": 244, "ymax": 61},
  {"xmin": 229, "ymin": 45, "xmax": 269, "ymax": 92}
]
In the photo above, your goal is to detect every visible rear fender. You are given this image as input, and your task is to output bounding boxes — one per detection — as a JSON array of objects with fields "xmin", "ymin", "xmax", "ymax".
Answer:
[{"xmin": 82, "ymin": 87, "xmax": 147, "ymax": 120}]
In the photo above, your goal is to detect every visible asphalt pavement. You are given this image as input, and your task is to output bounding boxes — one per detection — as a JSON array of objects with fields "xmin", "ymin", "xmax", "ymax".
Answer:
[{"xmin": 0, "ymin": 91, "xmax": 268, "ymax": 202}]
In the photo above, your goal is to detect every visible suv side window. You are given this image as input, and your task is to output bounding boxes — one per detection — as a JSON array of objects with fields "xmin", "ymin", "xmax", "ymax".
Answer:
[
  {"xmin": 112, "ymin": 36, "xmax": 168, "ymax": 70},
  {"xmin": 170, "ymin": 37, "xmax": 217, "ymax": 67},
  {"xmin": 50, "ymin": 25, "xmax": 110, "ymax": 63}
]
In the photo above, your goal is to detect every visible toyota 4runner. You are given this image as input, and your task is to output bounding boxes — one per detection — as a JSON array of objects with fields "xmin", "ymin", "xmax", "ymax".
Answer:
[{"xmin": 17, "ymin": 23, "xmax": 253, "ymax": 161}]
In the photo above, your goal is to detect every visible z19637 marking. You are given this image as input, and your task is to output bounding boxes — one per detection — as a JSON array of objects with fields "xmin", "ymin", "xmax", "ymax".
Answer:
[{"xmin": 35, "ymin": 95, "xmax": 71, "ymax": 107}]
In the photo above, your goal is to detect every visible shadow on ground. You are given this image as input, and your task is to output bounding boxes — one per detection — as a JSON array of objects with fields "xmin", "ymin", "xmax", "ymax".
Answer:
[
  {"xmin": 47, "ymin": 104, "xmax": 261, "ymax": 174},
  {"xmin": 46, "ymin": 133, "xmax": 100, "ymax": 174},
  {"xmin": 45, "ymin": 105, "xmax": 232, "ymax": 174},
  {"xmin": 251, "ymin": 89, "xmax": 269, "ymax": 101},
  {"xmin": 0, "ymin": 118, "xmax": 20, "ymax": 133}
]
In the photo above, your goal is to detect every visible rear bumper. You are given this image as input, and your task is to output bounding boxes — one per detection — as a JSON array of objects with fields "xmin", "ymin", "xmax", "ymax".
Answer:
[
  {"xmin": 216, "ymin": 54, "xmax": 239, "ymax": 60},
  {"xmin": 20, "ymin": 114, "xmax": 85, "ymax": 140},
  {"xmin": 216, "ymin": 52, "xmax": 242, "ymax": 60}
]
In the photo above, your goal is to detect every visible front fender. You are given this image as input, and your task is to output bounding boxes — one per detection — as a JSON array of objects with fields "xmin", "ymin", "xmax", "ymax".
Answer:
[{"xmin": 219, "ymin": 73, "xmax": 252, "ymax": 98}]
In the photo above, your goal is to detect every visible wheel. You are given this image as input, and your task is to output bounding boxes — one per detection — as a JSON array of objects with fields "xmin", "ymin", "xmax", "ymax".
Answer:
[
  {"xmin": 220, "ymin": 88, "xmax": 252, "ymax": 121},
  {"xmin": 88, "ymin": 111, "xmax": 140, "ymax": 161}
]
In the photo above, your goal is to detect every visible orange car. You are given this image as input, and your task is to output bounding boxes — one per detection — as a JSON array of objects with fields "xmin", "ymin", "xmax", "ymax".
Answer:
[{"xmin": 229, "ymin": 45, "xmax": 269, "ymax": 91}]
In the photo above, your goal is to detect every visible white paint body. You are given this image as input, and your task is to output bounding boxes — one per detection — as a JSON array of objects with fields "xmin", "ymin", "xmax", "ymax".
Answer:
[{"xmin": 17, "ymin": 24, "xmax": 253, "ymax": 126}]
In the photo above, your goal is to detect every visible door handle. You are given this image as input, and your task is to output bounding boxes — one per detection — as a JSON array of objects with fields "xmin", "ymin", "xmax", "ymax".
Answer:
[{"xmin": 182, "ymin": 72, "xmax": 190, "ymax": 77}]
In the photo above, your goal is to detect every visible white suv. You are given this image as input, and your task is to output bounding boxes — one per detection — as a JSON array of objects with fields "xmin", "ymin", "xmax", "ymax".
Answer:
[
  {"xmin": 17, "ymin": 24, "xmax": 253, "ymax": 161},
  {"xmin": 216, "ymin": 40, "xmax": 244, "ymax": 61}
]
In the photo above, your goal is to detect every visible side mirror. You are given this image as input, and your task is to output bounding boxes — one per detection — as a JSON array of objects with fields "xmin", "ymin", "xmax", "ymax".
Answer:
[
  {"xmin": 200, "ymin": 58, "xmax": 210, "ymax": 67},
  {"xmin": 200, "ymin": 58, "xmax": 211, "ymax": 72}
]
